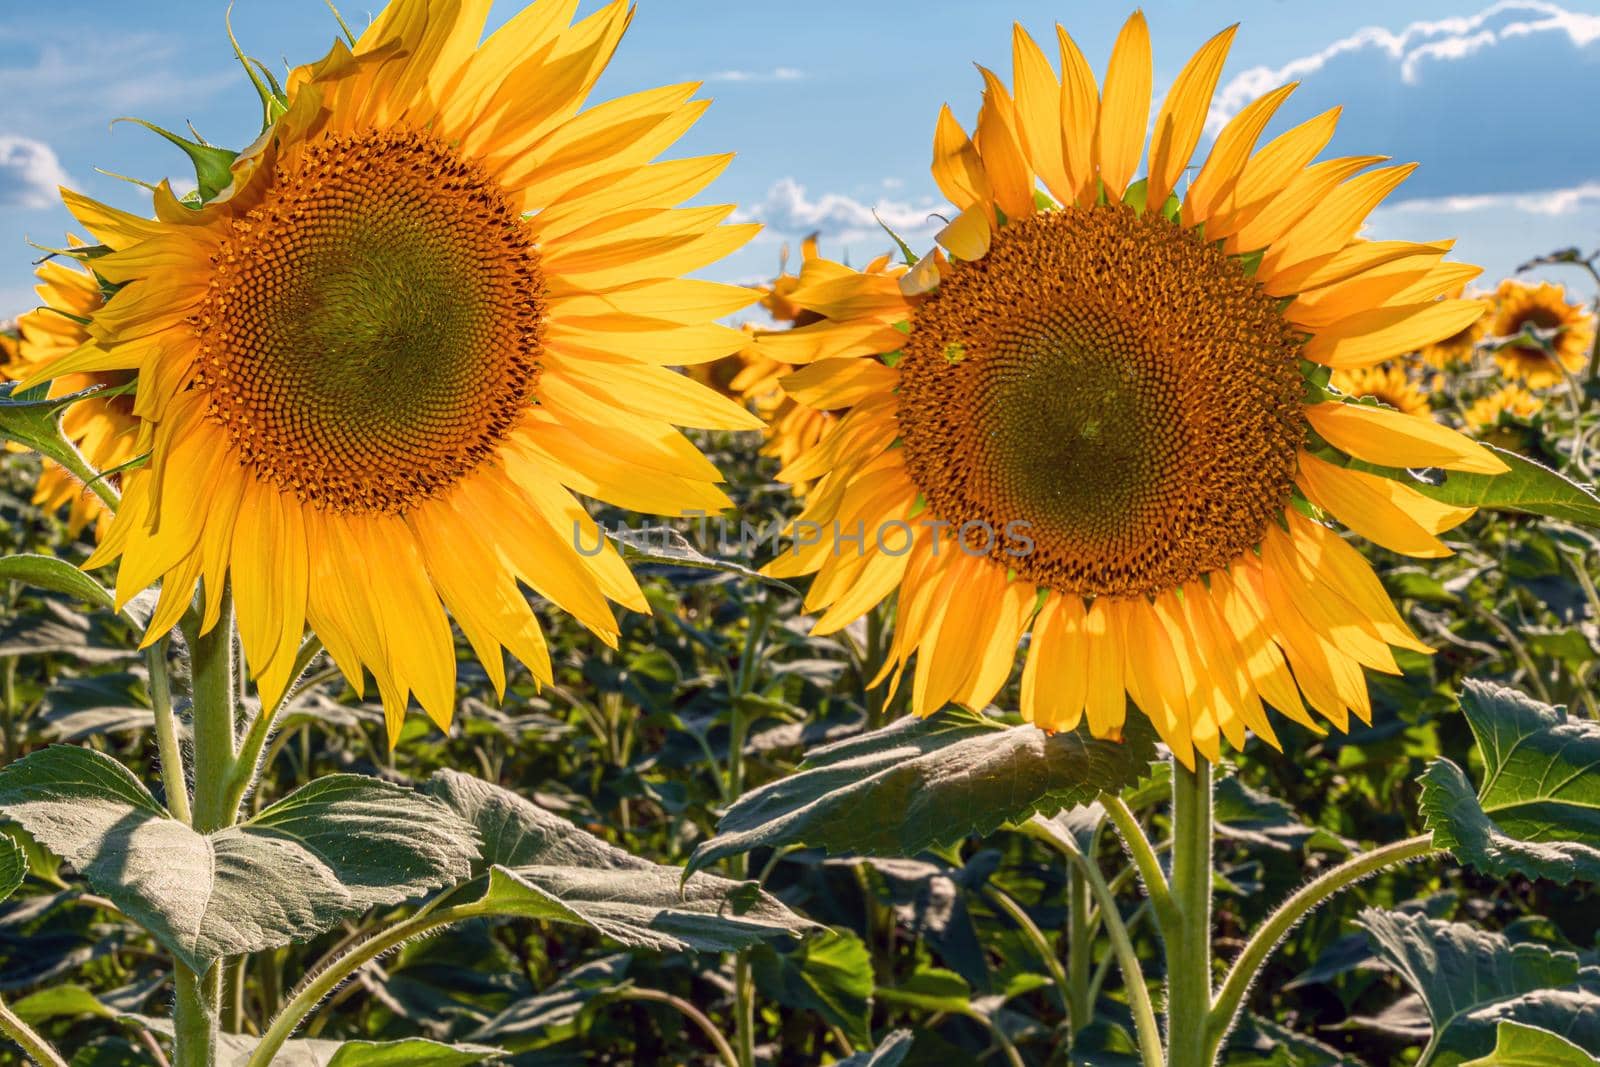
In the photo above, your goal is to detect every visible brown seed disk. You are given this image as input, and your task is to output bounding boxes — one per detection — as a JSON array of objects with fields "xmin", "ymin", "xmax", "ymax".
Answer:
[
  {"xmin": 190, "ymin": 129, "xmax": 547, "ymax": 514},
  {"xmin": 896, "ymin": 204, "xmax": 1306, "ymax": 597}
]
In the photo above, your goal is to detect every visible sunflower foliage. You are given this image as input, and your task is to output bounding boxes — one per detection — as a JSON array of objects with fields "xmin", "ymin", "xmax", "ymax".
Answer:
[{"xmin": 3, "ymin": 5, "xmax": 1600, "ymax": 1067}]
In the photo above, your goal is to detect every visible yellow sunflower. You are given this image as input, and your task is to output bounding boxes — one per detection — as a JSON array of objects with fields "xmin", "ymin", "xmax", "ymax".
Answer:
[
  {"xmin": 27, "ymin": 0, "xmax": 760, "ymax": 743},
  {"xmin": 1, "ymin": 255, "xmax": 140, "ymax": 538},
  {"xmin": 1330, "ymin": 363, "xmax": 1432, "ymax": 418},
  {"xmin": 1465, "ymin": 384, "xmax": 1543, "ymax": 432},
  {"xmin": 1489, "ymin": 279, "xmax": 1595, "ymax": 387},
  {"xmin": 760, "ymin": 14, "xmax": 1504, "ymax": 765},
  {"xmin": 1417, "ymin": 284, "xmax": 1491, "ymax": 369}
]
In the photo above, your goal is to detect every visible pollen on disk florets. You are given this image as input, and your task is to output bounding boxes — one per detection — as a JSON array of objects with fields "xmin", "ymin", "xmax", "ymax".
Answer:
[
  {"xmin": 191, "ymin": 128, "xmax": 547, "ymax": 515},
  {"xmin": 896, "ymin": 204, "xmax": 1306, "ymax": 597}
]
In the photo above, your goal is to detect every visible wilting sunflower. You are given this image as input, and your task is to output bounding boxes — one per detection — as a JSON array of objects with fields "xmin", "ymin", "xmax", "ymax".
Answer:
[
  {"xmin": 27, "ymin": 0, "xmax": 760, "ymax": 742},
  {"xmin": 1418, "ymin": 284, "xmax": 1490, "ymax": 370},
  {"xmin": 761, "ymin": 14, "xmax": 1504, "ymax": 765},
  {"xmin": 1489, "ymin": 279, "xmax": 1595, "ymax": 387},
  {"xmin": 1, "ymin": 254, "xmax": 139, "ymax": 538},
  {"xmin": 1330, "ymin": 363, "xmax": 1432, "ymax": 418},
  {"xmin": 1465, "ymin": 384, "xmax": 1543, "ymax": 432}
]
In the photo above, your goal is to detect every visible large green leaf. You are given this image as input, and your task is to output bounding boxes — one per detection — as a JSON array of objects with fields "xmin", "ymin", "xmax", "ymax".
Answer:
[
  {"xmin": 0, "ymin": 747, "xmax": 478, "ymax": 972},
  {"xmin": 1358, "ymin": 908, "xmax": 1600, "ymax": 1063},
  {"xmin": 1410, "ymin": 447, "xmax": 1600, "ymax": 526},
  {"xmin": 608, "ymin": 525, "xmax": 799, "ymax": 595},
  {"xmin": 133, "ymin": 1020, "xmax": 500, "ymax": 1067},
  {"xmin": 1419, "ymin": 680, "xmax": 1600, "ymax": 884},
  {"xmin": 12, "ymin": 985, "xmax": 113, "ymax": 1024},
  {"xmin": 750, "ymin": 928, "xmax": 875, "ymax": 1047},
  {"xmin": 429, "ymin": 769, "xmax": 816, "ymax": 953},
  {"xmin": 1462, "ymin": 1021, "xmax": 1600, "ymax": 1066},
  {"xmin": 0, "ymin": 555, "xmax": 114, "ymax": 612},
  {"xmin": 688, "ymin": 708, "xmax": 1157, "ymax": 871}
]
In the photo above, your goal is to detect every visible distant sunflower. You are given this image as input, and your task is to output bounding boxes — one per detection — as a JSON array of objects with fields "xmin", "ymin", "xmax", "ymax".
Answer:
[
  {"xmin": 1418, "ymin": 284, "xmax": 1490, "ymax": 370},
  {"xmin": 761, "ymin": 14, "xmax": 1504, "ymax": 764},
  {"xmin": 1, "ymin": 256, "xmax": 139, "ymax": 538},
  {"xmin": 1331, "ymin": 364, "xmax": 1432, "ymax": 418},
  {"xmin": 29, "ymin": 0, "xmax": 760, "ymax": 742},
  {"xmin": 1465, "ymin": 384, "xmax": 1543, "ymax": 432},
  {"xmin": 1489, "ymin": 280, "xmax": 1595, "ymax": 387}
]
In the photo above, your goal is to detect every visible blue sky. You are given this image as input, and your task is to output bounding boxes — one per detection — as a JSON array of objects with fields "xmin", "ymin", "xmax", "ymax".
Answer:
[{"xmin": 2, "ymin": 0, "xmax": 1599, "ymax": 315}]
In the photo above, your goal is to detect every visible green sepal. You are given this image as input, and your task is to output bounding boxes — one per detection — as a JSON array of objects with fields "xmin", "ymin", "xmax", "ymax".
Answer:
[{"xmin": 114, "ymin": 117, "xmax": 239, "ymax": 203}]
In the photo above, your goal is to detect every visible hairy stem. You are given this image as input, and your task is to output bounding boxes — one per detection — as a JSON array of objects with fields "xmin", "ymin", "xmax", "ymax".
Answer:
[
  {"xmin": 1102, "ymin": 793, "xmax": 1178, "ymax": 935},
  {"xmin": 146, "ymin": 637, "xmax": 191, "ymax": 825},
  {"xmin": 0, "ymin": 992, "xmax": 69, "ymax": 1067},
  {"xmin": 613, "ymin": 987, "xmax": 741, "ymax": 1067},
  {"xmin": 1204, "ymin": 833, "xmax": 1438, "ymax": 1059}
]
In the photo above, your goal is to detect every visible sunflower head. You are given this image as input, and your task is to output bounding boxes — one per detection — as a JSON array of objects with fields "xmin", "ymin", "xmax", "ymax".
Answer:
[
  {"xmin": 1465, "ymin": 383, "xmax": 1544, "ymax": 433},
  {"xmin": 30, "ymin": 0, "xmax": 760, "ymax": 744},
  {"xmin": 1, "ymin": 253, "xmax": 140, "ymax": 539},
  {"xmin": 1488, "ymin": 279, "xmax": 1595, "ymax": 388},
  {"xmin": 1330, "ymin": 363, "xmax": 1433, "ymax": 418},
  {"xmin": 759, "ymin": 13, "xmax": 1504, "ymax": 765}
]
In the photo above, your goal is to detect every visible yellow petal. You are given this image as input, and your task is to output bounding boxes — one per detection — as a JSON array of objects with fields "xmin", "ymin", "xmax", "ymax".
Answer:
[
  {"xmin": 1303, "ymin": 299, "xmax": 1493, "ymax": 368},
  {"xmin": 974, "ymin": 67, "xmax": 1036, "ymax": 221},
  {"xmin": 1181, "ymin": 82, "xmax": 1295, "ymax": 229},
  {"xmin": 1056, "ymin": 25, "xmax": 1100, "ymax": 204},
  {"xmin": 938, "ymin": 202, "xmax": 992, "ymax": 261},
  {"xmin": 1094, "ymin": 11, "xmax": 1152, "ymax": 199},
  {"xmin": 1296, "ymin": 450, "xmax": 1474, "ymax": 557},
  {"xmin": 1011, "ymin": 25, "xmax": 1070, "ymax": 205},
  {"xmin": 1147, "ymin": 24, "xmax": 1237, "ymax": 210},
  {"xmin": 931, "ymin": 105, "xmax": 993, "ymax": 213},
  {"xmin": 1306, "ymin": 402, "xmax": 1510, "ymax": 474}
]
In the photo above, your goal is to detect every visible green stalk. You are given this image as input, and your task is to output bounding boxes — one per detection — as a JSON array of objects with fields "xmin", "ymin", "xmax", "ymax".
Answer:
[
  {"xmin": 611, "ymin": 987, "xmax": 741, "ymax": 1067},
  {"xmin": 146, "ymin": 637, "xmax": 191, "ymax": 825},
  {"xmin": 0, "ymin": 992, "xmax": 69, "ymax": 1067},
  {"xmin": 725, "ymin": 597, "xmax": 771, "ymax": 1067},
  {"xmin": 987, "ymin": 886, "xmax": 1071, "ymax": 1016},
  {"xmin": 1166, "ymin": 759, "xmax": 1214, "ymax": 1067},
  {"xmin": 173, "ymin": 590, "xmax": 239, "ymax": 1067},
  {"xmin": 1026, "ymin": 816, "xmax": 1163, "ymax": 1067},
  {"xmin": 1102, "ymin": 793, "xmax": 1178, "ymax": 935},
  {"xmin": 1204, "ymin": 833, "xmax": 1437, "ymax": 1060},
  {"xmin": 1067, "ymin": 863, "xmax": 1092, "ymax": 1034}
]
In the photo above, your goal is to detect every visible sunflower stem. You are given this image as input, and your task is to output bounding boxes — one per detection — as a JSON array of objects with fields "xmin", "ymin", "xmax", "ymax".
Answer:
[
  {"xmin": 1166, "ymin": 759, "xmax": 1214, "ymax": 1067},
  {"xmin": 1204, "ymin": 833, "xmax": 1437, "ymax": 1060},
  {"xmin": 0, "ymin": 991, "xmax": 70, "ymax": 1067},
  {"xmin": 1067, "ymin": 855, "xmax": 1092, "ymax": 1035},
  {"xmin": 146, "ymin": 637, "xmax": 192, "ymax": 825},
  {"xmin": 173, "ymin": 588, "xmax": 239, "ymax": 1067}
]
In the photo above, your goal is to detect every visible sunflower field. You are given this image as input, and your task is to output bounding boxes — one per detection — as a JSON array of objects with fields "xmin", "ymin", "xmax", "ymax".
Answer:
[{"xmin": 2, "ymin": 3, "xmax": 1600, "ymax": 1066}]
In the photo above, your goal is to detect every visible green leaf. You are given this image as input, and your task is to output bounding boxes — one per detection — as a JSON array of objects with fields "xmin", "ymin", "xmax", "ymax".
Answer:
[
  {"xmin": 0, "ymin": 833, "xmax": 24, "ymax": 904},
  {"xmin": 114, "ymin": 118, "xmax": 238, "ymax": 202},
  {"xmin": 1358, "ymin": 908, "xmax": 1600, "ymax": 1063},
  {"xmin": 1410, "ymin": 447, "xmax": 1600, "ymax": 526},
  {"xmin": 1419, "ymin": 680, "xmax": 1600, "ymax": 884},
  {"xmin": 0, "ymin": 555, "xmax": 114, "ymax": 612},
  {"xmin": 688, "ymin": 708, "xmax": 1157, "ymax": 871},
  {"xmin": 11, "ymin": 984, "xmax": 113, "ymax": 1024},
  {"xmin": 607, "ymin": 526, "xmax": 799, "ymax": 595},
  {"xmin": 750, "ymin": 928, "xmax": 874, "ymax": 1047},
  {"xmin": 836, "ymin": 1030, "xmax": 914, "ymax": 1067},
  {"xmin": 0, "ymin": 748, "xmax": 478, "ymax": 972},
  {"xmin": 0, "ymin": 382, "xmax": 106, "ymax": 490},
  {"xmin": 429, "ymin": 769, "xmax": 816, "ymax": 953},
  {"xmin": 1462, "ymin": 1022, "xmax": 1600, "ymax": 1066},
  {"xmin": 873, "ymin": 965, "xmax": 974, "ymax": 1014}
]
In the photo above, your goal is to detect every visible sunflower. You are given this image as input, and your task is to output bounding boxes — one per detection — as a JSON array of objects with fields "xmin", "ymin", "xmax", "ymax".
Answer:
[
  {"xmin": 1330, "ymin": 363, "xmax": 1432, "ymax": 418},
  {"xmin": 1, "ymin": 255, "xmax": 140, "ymax": 538},
  {"xmin": 1418, "ymin": 284, "xmax": 1490, "ymax": 370},
  {"xmin": 1489, "ymin": 279, "xmax": 1595, "ymax": 387},
  {"xmin": 27, "ymin": 0, "xmax": 760, "ymax": 743},
  {"xmin": 1465, "ymin": 384, "xmax": 1543, "ymax": 432},
  {"xmin": 760, "ymin": 14, "xmax": 1504, "ymax": 765}
]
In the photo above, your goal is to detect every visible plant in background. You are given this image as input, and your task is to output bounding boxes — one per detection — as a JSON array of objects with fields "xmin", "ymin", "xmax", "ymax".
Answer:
[
  {"xmin": 1486, "ymin": 279, "xmax": 1596, "ymax": 389},
  {"xmin": 0, "ymin": 253, "xmax": 137, "ymax": 541}
]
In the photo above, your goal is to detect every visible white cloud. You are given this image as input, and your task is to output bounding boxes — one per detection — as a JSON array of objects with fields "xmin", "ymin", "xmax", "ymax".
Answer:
[
  {"xmin": 735, "ymin": 178, "xmax": 944, "ymax": 248},
  {"xmin": 0, "ymin": 135, "xmax": 70, "ymax": 209},
  {"xmin": 705, "ymin": 66, "xmax": 805, "ymax": 83},
  {"xmin": 1378, "ymin": 181, "xmax": 1600, "ymax": 216},
  {"xmin": 1202, "ymin": 3, "xmax": 1600, "ymax": 199}
]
